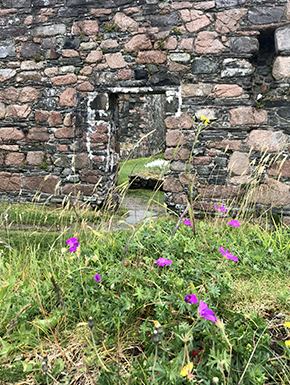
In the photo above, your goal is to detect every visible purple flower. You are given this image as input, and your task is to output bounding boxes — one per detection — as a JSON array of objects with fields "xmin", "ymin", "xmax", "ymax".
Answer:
[
  {"xmin": 94, "ymin": 274, "xmax": 101, "ymax": 283},
  {"xmin": 215, "ymin": 205, "xmax": 228, "ymax": 213},
  {"xmin": 156, "ymin": 257, "xmax": 172, "ymax": 266},
  {"xmin": 184, "ymin": 294, "xmax": 198, "ymax": 304},
  {"xmin": 219, "ymin": 246, "xmax": 239, "ymax": 262},
  {"xmin": 227, "ymin": 220, "xmax": 241, "ymax": 227},
  {"xmin": 198, "ymin": 300, "xmax": 217, "ymax": 322},
  {"xmin": 66, "ymin": 237, "xmax": 79, "ymax": 252},
  {"xmin": 183, "ymin": 219, "xmax": 193, "ymax": 227}
]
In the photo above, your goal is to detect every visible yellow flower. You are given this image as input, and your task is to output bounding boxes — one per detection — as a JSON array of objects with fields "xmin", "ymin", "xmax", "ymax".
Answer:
[
  {"xmin": 200, "ymin": 115, "xmax": 206, "ymax": 120},
  {"xmin": 180, "ymin": 362, "xmax": 193, "ymax": 377},
  {"xmin": 285, "ymin": 322, "xmax": 290, "ymax": 328},
  {"xmin": 285, "ymin": 340, "xmax": 290, "ymax": 347},
  {"xmin": 204, "ymin": 121, "xmax": 208, "ymax": 126}
]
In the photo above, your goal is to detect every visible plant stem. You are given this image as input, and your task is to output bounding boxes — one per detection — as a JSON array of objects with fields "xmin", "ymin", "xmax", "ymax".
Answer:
[
  {"xmin": 237, "ymin": 326, "xmax": 267, "ymax": 385},
  {"xmin": 152, "ymin": 344, "xmax": 158, "ymax": 384},
  {"xmin": 90, "ymin": 329, "xmax": 108, "ymax": 372}
]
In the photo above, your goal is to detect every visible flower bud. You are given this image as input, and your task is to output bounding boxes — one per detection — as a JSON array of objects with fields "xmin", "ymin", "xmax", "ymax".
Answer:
[
  {"xmin": 212, "ymin": 377, "xmax": 219, "ymax": 384},
  {"xmin": 216, "ymin": 319, "xmax": 224, "ymax": 329},
  {"xmin": 152, "ymin": 327, "xmax": 163, "ymax": 344},
  {"xmin": 88, "ymin": 317, "xmax": 95, "ymax": 330}
]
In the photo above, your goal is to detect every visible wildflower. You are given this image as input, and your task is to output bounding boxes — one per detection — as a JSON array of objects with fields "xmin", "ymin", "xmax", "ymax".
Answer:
[
  {"xmin": 183, "ymin": 219, "xmax": 193, "ymax": 227},
  {"xmin": 227, "ymin": 220, "xmax": 241, "ymax": 227},
  {"xmin": 184, "ymin": 294, "xmax": 198, "ymax": 304},
  {"xmin": 215, "ymin": 205, "xmax": 228, "ymax": 213},
  {"xmin": 285, "ymin": 322, "xmax": 290, "ymax": 346},
  {"xmin": 156, "ymin": 257, "xmax": 172, "ymax": 266},
  {"xmin": 200, "ymin": 115, "xmax": 210, "ymax": 125},
  {"xmin": 180, "ymin": 362, "xmax": 193, "ymax": 378},
  {"xmin": 198, "ymin": 300, "xmax": 217, "ymax": 322},
  {"xmin": 66, "ymin": 237, "xmax": 79, "ymax": 252},
  {"xmin": 219, "ymin": 246, "xmax": 239, "ymax": 262},
  {"xmin": 94, "ymin": 274, "xmax": 101, "ymax": 283}
]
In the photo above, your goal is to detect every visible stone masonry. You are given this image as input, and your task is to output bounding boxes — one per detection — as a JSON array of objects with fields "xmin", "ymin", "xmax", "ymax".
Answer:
[{"xmin": 0, "ymin": 0, "xmax": 290, "ymax": 217}]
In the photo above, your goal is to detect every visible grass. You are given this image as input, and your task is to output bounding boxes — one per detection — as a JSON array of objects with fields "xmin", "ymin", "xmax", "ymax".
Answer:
[
  {"xmin": 1, "ymin": 150, "xmax": 290, "ymax": 384},
  {"xmin": 118, "ymin": 155, "xmax": 165, "ymax": 207},
  {"xmin": 1, "ymin": 208, "xmax": 290, "ymax": 384}
]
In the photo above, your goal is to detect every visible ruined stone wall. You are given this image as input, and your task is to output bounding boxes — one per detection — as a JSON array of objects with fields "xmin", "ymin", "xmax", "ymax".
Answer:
[
  {"xmin": 0, "ymin": 0, "xmax": 290, "ymax": 215},
  {"xmin": 118, "ymin": 93, "xmax": 166, "ymax": 160}
]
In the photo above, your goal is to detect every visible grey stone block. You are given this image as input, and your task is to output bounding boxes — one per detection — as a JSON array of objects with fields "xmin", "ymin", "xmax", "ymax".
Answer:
[
  {"xmin": 231, "ymin": 37, "xmax": 259, "ymax": 54},
  {"xmin": 0, "ymin": 26, "xmax": 26, "ymax": 37},
  {"xmin": 221, "ymin": 58, "xmax": 255, "ymax": 78},
  {"xmin": 248, "ymin": 7, "xmax": 284, "ymax": 25},
  {"xmin": 0, "ymin": 40, "xmax": 15, "ymax": 58},
  {"xmin": 215, "ymin": 0, "xmax": 246, "ymax": 8},
  {"xmin": 191, "ymin": 58, "xmax": 219, "ymax": 74},
  {"xmin": 150, "ymin": 12, "xmax": 179, "ymax": 28},
  {"xmin": 32, "ymin": 24, "xmax": 66, "ymax": 37},
  {"xmin": 275, "ymin": 26, "xmax": 290, "ymax": 54}
]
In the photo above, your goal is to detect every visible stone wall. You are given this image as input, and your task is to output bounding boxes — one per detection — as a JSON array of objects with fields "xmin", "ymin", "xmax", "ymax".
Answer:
[
  {"xmin": 0, "ymin": 0, "xmax": 290, "ymax": 216},
  {"xmin": 118, "ymin": 93, "xmax": 166, "ymax": 160}
]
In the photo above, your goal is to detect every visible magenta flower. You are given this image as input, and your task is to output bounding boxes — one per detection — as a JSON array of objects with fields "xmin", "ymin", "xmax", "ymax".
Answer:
[
  {"xmin": 66, "ymin": 237, "xmax": 79, "ymax": 252},
  {"xmin": 94, "ymin": 274, "xmax": 101, "ymax": 283},
  {"xmin": 183, "ymin": 219, "xmax": 193, "ymax": 227},
  {"xmin": 227, "ymin": 220, "xmax": 241, "ymax": 227},
  {"xmin": 198, "ymin": 300, "xmax": 217, "ymax": 322},
  {"xmin": 219, "ymin": 246, "xmax": 239, "ymax": 262},
  {"xmin": 156, "ymin": 257, "xmax": 172, "ymax": 266},
  {"xmin": 184, "ymin": 294, "xmax": 198, "ymax": 304},
  {"xmin": 215, "ymin": 205, "xmax": 228, "ymax": 213}
]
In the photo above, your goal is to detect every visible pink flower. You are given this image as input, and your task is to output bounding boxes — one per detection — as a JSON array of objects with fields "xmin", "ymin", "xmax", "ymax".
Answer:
[
  {"xmin": 94, "ymin": 274, "xmax": 101, "ymax": 282},
  {"xmin": 215, "ymin": 206, "xmax": 228, "ymax": 213},
  {"xmin": 156, "ymin": 257, "xmax": 172, "ymax": 266},
  {"xmin": 198, "ymin": 300, "xmax": 217, "ymax": 322},
  {"xmin": 183, "ymin": 219, "xmax": 193, "ymax": 227},
  {"xmin": 184, "ymin": 294, "xmax": 198, "ymax": 304},
  {"xmin": 227, "ymin": 220, "xmax": 241, "ymax": 227},
  {"xmin": 219, "ymin": 246, "xmax": 239, "ymax": 262},
  {"xmin": 66, "ymin": 237, "xmax": 79, "ymax": 252}
]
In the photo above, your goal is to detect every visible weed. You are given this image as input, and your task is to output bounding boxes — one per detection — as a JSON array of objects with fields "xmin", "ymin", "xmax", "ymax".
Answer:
[
  {"xmin": 104, "ymin": 22, "xmax": 116, "ymax": 32},
  {"xmin": 171, "ymin": 27, "xmax": 182, "ymax": 35},
  {"xmin": 34, "ymin": 54, "xmax": 42, "ymax": 63}
]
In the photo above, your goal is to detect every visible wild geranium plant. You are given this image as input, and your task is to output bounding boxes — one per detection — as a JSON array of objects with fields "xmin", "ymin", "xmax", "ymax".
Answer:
[
  {"xmin": 66, "ymin": 237, "xmax": 79, "ymax": 252},
  {"xmin": 219, "ymin": 246, "xmax": 239, "ymax": 262},
  {"xmin": 156, "ymin": 257, "xmax": 172, "ymax": 266},
  {"xmin": 227, "ymin": 220, "xmax": 241, "ymax": 227},
  {"xmin": 215, "ymin": 205, "xmax": 228, "ymax": 213}
]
